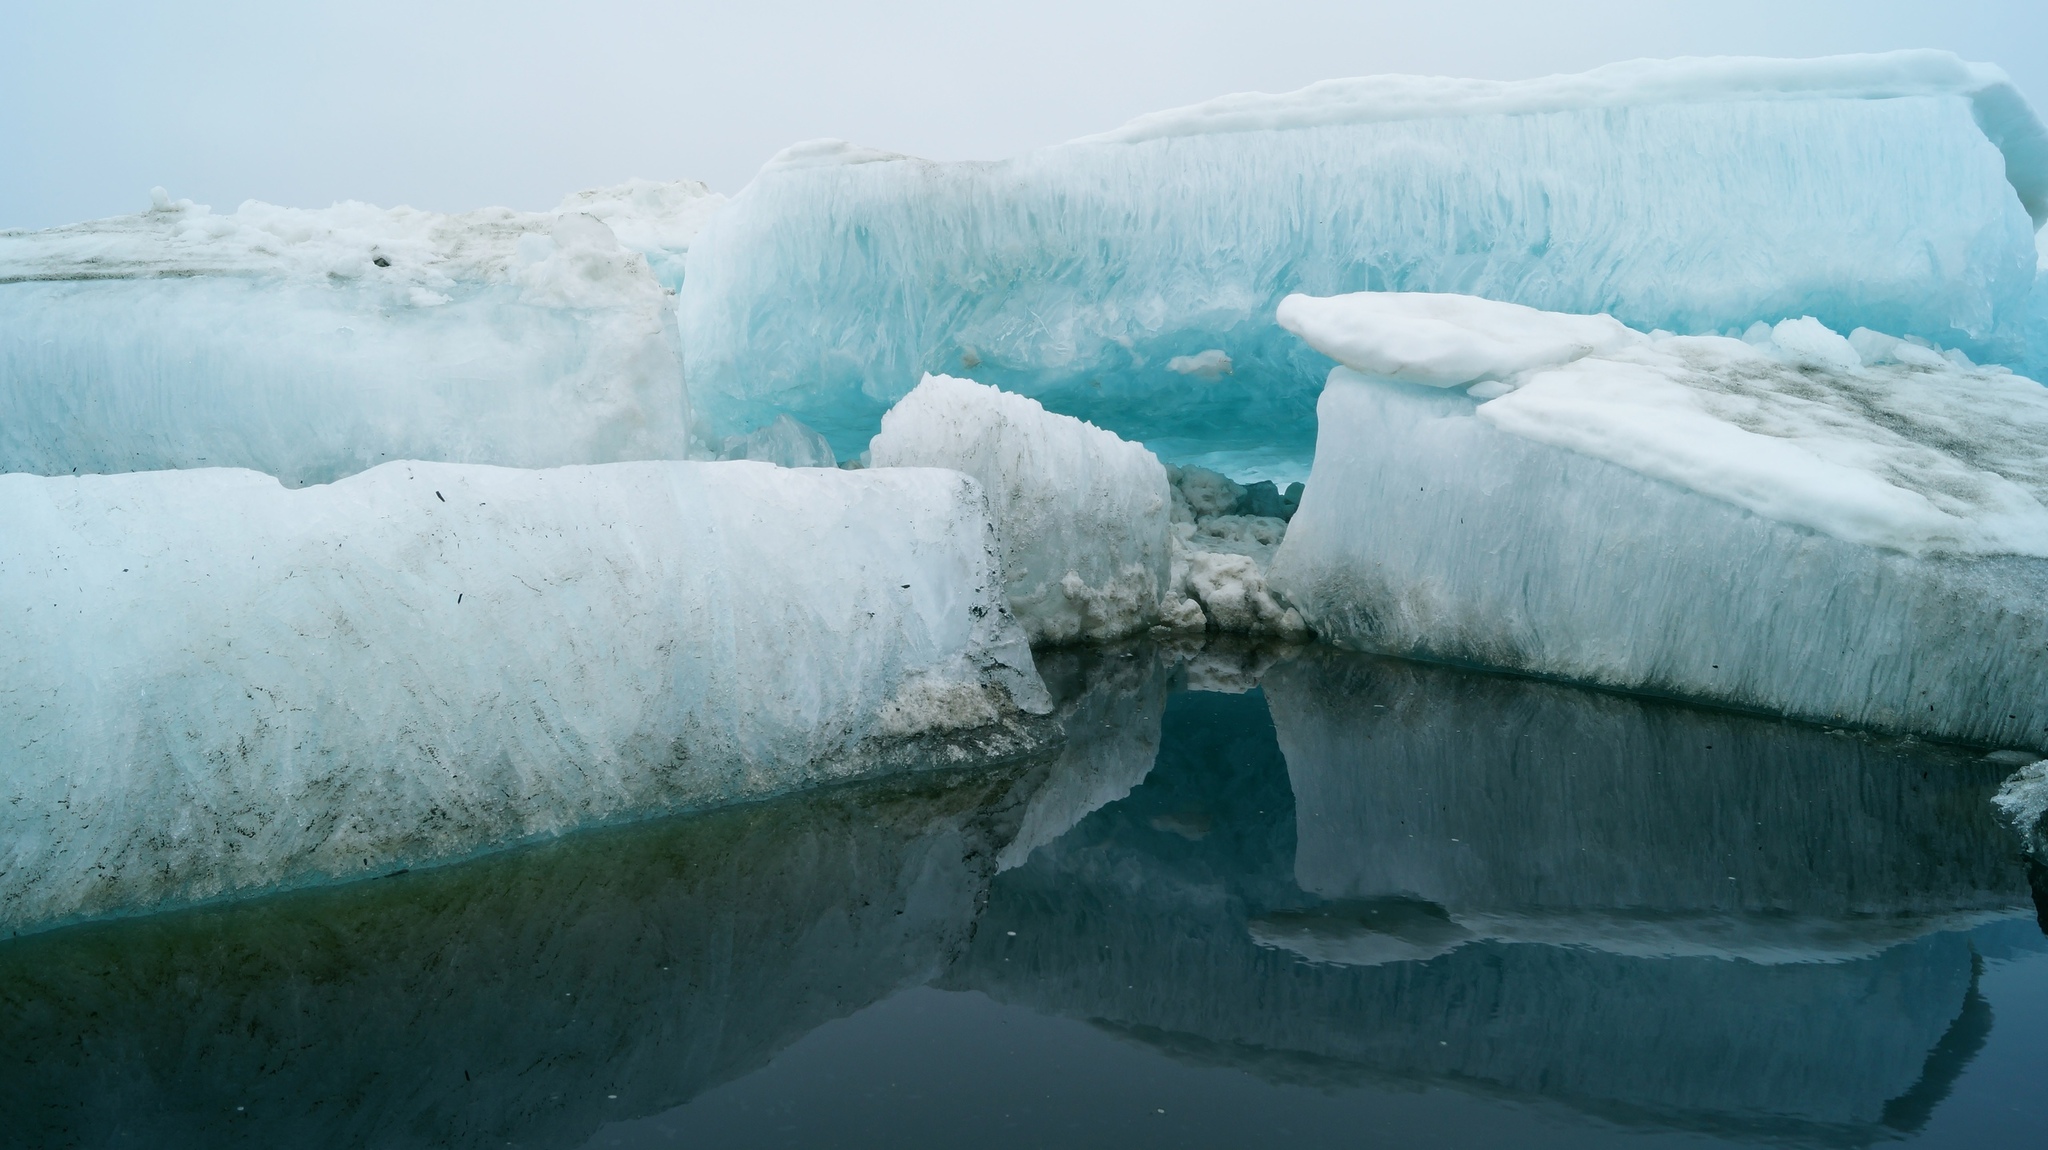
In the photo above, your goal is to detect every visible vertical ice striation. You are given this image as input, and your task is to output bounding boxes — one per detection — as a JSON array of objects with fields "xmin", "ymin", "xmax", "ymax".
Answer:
[
  {"xmin": 0, "ymin": 460, "xmax": 1050, "ymax": 934},
  {"xmin": 681, "ymin": 52, "xmax": 2044, "ymax": 466},
  {"xmin": 0, "ymin": 181, "xmax": 723, "ymax": 484},
  {"xmin": 1270, "ymin": 292, "xmax": 2048, "ymax": 744}
]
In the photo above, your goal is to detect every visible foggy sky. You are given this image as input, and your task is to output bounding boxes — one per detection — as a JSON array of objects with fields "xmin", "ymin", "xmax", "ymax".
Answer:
[{"xmin": 4, "ymin": 0, "xmax": 2044, "ymax": 230}]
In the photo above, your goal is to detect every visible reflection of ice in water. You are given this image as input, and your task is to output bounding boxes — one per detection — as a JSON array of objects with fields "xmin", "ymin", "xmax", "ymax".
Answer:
[
  {"xmin": 3, "ymin": 641, "xmax": 2039, "ymax": 1146},
  {"xmin": 0, "ymin": 762, "xmax": 1044, "ymax": 1150},
  {"xmin": 1266, "ymin": 649, "xmax": 2032, "ymax": 965},
  {"xmin": 953, "ymin": 645, "xmax": 2040, "ymax": 1137},
  {"xmin": 1248, "ymin": 897, "xmax": 1472, "ymax": 966}
]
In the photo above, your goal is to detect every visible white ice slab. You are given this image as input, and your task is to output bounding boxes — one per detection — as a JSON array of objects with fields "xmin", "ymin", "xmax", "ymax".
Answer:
[
  {"xmin": 0, "ymin": 181, "xmax": 723, "ymax": 484},
  {"xmin": 0, "ymin": 460, "xmax": 1048, "ymax": 934},
  {"xmin": 1269, "ymin": 361, "xmax": 2048, "ymax": 745}
]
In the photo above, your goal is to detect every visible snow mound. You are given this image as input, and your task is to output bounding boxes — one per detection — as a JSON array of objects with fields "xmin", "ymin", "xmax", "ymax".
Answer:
[
  {"xmin": 0, "ymin": 181, "xmax": 723, "ymax": 485},
  {"xmin": 0, "ymin": 460, "xmax": 1048, "ymax": 934},
  {"xmin": 871, "ymin": 374, "xmax": 1175, "ymax": 644},
  {"xmin": 1283, "ymin": 292, "xmax": 2048, "ymax": 558}
]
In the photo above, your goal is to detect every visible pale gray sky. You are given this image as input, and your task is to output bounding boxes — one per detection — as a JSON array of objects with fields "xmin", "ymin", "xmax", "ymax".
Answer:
[{"xmin": 4, "ymin": 0, "xmax": 2044, "ymax": 230}]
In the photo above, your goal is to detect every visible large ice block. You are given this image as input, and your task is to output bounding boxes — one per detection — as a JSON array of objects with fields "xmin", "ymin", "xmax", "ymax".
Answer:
[
  {"xmin": 870, "ymin": 374, "xmax": 1175, "ymax": 642},
  {"xmin": 1269, "ymin": 296, "xmax": 2048, "ymax": 745},
  {"xmin": 0, "ymin": 460, "xmax": 1050, "ymax": 934},
  {"xmin": 681, "ymin": 52, "xmax": 2044, "ymax": 468},
  {"xmin": 0, "ymin": 181, "xmax": 723, "ymax": 485}
]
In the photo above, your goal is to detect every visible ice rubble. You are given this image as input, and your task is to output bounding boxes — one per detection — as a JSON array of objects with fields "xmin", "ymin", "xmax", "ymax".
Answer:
[
  {"xmin": 868, "ymin": 374, "xmax": 1307, "ymax": 641},
  {"xmin": 681, "ymin": 51, "xmax": 2044, "ymax": 466},
  {"xmin": 1269, "ymin": 291, "xmax": 2048, "ymax": 745},
  {"xmin": 1993, "ymin": 758, "xmax": 2048, "ymax": 856},
  {"xmin": 0, "ymin": 180, "xmax": 723, "ymax": 484},
  {"xmin": 0, "ymin": 460, "xmax": 1050, "ymax": 933}
]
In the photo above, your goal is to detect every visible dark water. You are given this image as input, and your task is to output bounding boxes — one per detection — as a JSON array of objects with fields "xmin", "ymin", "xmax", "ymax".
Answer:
[{"xmin": 4, "ymin": 643, "xmax": 2045, "ymax": 1148}]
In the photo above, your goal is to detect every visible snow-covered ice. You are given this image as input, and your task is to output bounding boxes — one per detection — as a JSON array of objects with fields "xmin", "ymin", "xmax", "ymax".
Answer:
[
  {"xmin": 1270, "ymin": 293, "xmax": 2048, "ymax": 744},
  {"xmin": 0, "ymin": 460, "xmax": 1049, "ymax": 934},
  {"xmin": 0, "ymin": 181, "xmax": 722, "ymax": 484},
  {"xmin": 681, "ymin": 51, "xmax": 2044, "ymax": 467},
  {"xmin": 871, "ymin": 374, "xmax": 1178, "ymax": 643}
]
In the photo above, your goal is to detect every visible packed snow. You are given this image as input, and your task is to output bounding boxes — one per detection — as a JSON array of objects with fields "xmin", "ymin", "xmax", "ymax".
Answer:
[
  {"xmin": 682, "ymin": 51, "xmax": 2042, "ymax": 466},
  {"xmin": 0, "ymin": 180, "xmax": 722, "ymax": 484},
  {"xmin": 0, "ymin": 460, "xmax": 1049, "ymax": 933},
  {"xmin": 1269, "ymin": 318, "xmax": 2048, "ymax": 745}
]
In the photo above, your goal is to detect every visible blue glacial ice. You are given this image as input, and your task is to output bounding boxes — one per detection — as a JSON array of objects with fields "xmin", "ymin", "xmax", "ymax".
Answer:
[
  {"xmin": 0, "ymin": 181, "xmax": 723, "ymax": 485},
  {"xmin": 1268, "ymin": 290, "xmax": 2048, "ymax": 745},
  {"xmin": 0, "ymin": 460, "xmax": 1049, "ymax": 935},
  {"xmin": 681, "ymin": 51, "xmax": 2046, "ymax": 473}
]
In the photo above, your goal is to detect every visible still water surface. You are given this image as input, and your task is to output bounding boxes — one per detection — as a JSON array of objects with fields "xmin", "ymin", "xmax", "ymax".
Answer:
[{"xmin": 5, "ymin": 643, "xmax": 2044, "ymax": 1148}]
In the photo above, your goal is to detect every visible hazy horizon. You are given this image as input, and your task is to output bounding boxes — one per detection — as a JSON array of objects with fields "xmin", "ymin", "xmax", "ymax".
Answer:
[{"xmin": 5, "ymin": 0, "xmax": 2044, "ymax": 230}]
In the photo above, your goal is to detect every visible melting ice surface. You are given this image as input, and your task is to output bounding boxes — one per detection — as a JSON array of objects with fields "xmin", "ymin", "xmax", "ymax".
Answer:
[{"xmin": 4, "ymin": 642, "xmax": 2045, "ymax": 1150}]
